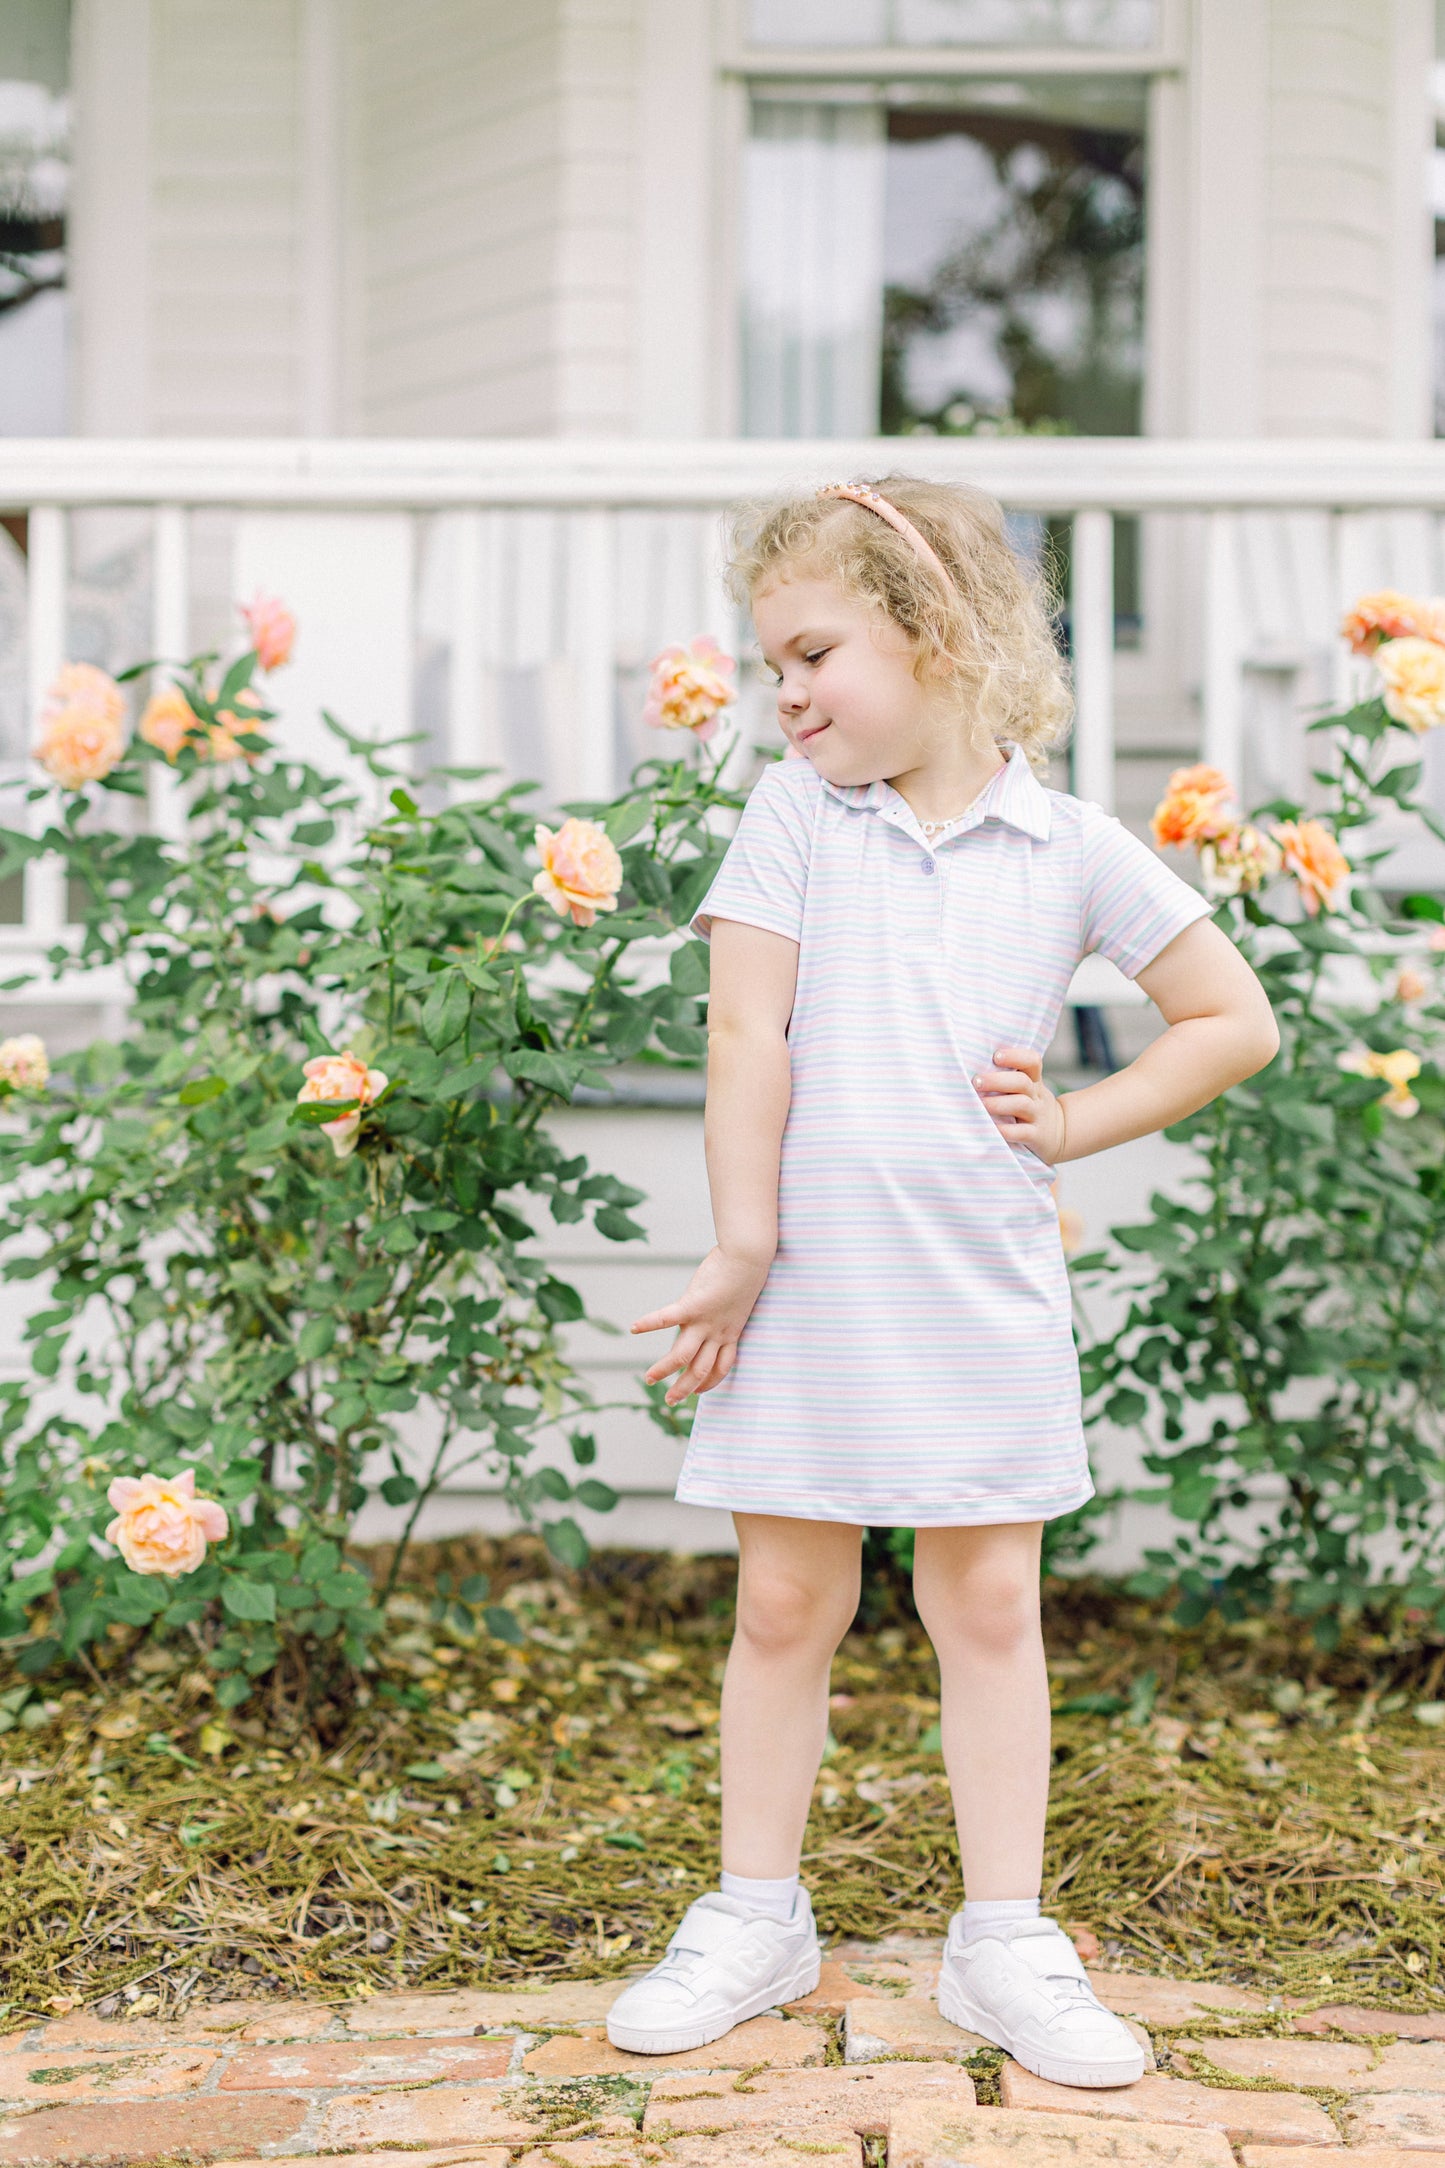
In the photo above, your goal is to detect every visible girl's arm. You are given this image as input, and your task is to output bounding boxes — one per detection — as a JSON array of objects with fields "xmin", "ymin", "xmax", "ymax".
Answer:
[
  {"xmin": 631, "ymin": 919, "xmax": 798, "ymax": 1403},
  {"xmin": 975, "ymin": 917, "xmax": 1280, "ymax": 1163}
]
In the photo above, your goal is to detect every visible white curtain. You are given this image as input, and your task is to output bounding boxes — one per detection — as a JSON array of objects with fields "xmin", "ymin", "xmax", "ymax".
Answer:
[{"xmin": 741, "ymin": 100, "xmax": 887, "ymax": 438}]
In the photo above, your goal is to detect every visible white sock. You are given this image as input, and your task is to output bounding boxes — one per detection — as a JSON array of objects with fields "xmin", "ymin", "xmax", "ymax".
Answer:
[
  {"xmin": 720, "ymin": 1869, "xmax": 800, "ymax": 1922},
  {"xmin": 960, "ymin": 1896, "xmax": 1040, "ymax": 1943}
]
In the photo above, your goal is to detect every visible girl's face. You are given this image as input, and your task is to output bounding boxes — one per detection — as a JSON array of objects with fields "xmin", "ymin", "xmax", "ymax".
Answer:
[{"xmin": 752, "ymin": 574, "xmax": 948, "ymax": 787}]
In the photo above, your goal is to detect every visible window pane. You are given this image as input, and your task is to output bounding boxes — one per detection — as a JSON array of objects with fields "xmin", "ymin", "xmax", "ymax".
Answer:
[
  {"xmin": 741, "ymin": 101, "xmax": 888, "ymax": 436},
  {"xmin": 747, "ymin": 0, "xmax": 1158, "ymax": 48},
  {"xmin": 881, "ymin": 81, "xmax": 1145, "ymax": 436}
]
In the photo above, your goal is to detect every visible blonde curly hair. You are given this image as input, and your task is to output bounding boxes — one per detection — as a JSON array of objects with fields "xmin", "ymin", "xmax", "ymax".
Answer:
[{"xmin": 727, "ymin": 473, "xmax": 1073, "ymax": 768}]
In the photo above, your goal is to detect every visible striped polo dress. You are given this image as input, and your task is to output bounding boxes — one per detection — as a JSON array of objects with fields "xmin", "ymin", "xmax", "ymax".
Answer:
[{"xmin": 675, "ymin": 745, "xmax": 1211, "ymax": 1527}]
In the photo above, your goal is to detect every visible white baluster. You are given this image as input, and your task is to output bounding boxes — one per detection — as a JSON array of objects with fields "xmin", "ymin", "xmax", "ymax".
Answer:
[
  {"xmin": 150, "ymin": 504, "xmax": 189, "ymax": 841},
  {"xmin": 568, "ymin": 509, "xmax": 616, "ymax": 802},
  {"xmin": 1070, "ymin": 508, "xmax": 1115, "ymax": 812},
  {"xmin": 1202, "ymin": 508, "xmax": 1245, "ymax": 786},
  {"xmin": 24, "ymin": 505, "xmax": 67, "ymax": 941}
]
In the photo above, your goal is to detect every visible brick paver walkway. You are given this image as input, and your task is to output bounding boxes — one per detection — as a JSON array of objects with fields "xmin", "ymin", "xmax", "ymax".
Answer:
[{"xmin": 2, "ymin": 1937, "xmax": 1444, "ymax": 2168}]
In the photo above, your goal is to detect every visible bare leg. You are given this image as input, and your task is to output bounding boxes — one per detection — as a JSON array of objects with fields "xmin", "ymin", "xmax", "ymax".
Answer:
[
  {"xmin": 911, "ymin": 1522, "xmax": 1050, "ymax": 1899},
  {"xmin": 719, "ymin": 1514, "xmax": 862, "ymax": 1878}
]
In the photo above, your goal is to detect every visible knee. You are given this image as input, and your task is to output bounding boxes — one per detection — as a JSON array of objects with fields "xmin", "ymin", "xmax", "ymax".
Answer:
[
  {"xmin": 736, "ymin": 1565, "xmax": 856, "ymax": 1661},
  {"xmin": 915, "ymin": 1559, "xmax": 1040, "ymax": 1663}
]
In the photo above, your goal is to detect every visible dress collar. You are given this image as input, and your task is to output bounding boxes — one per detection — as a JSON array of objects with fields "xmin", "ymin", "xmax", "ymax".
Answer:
[{"xmin": 818, "ymin": 743, "xmax": 1051, "ymax": 842}]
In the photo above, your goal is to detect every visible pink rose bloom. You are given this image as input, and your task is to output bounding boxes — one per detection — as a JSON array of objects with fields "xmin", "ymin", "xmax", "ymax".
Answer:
[
  {"xmin": 1394, "ymin": 966, "xmax": 1430, "ymax": 1006},
  {"xmin": 297, "ymin": 1049, "xmax": 388, "ymax": 1160},
  {"xmin": 34, "ymin": 662, "xmax": 128, "ymax": 789},
  {"xmin": 0, "ymin": 1034, "xmax": 48, "ymax": 1090},
  {"xmin": 643, "ymin": 636, "xmax": 737, "ymax": 743},
  {"xmin": 239, "ymin": 592, "xmax": 297, "ymax": 673},
  {"xmin": 105, "ymin": 1469, "xmax": 229, "ymax": 1577},
  {"xmin": 139, "ymin": 683, "xmax": 200, "ymax": 762},
  {"xmin": 532, "ymin": 818, "xmax": 623, "ymax": 928}
]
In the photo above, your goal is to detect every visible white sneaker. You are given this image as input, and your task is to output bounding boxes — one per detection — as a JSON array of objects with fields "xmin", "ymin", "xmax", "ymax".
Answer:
[
  {"xmin": 605, "ymin": 1889, "xmax": 821, "ymax": 2055},
  {"xmin": 938, "ymin": 1914, "xmax": 1146, "ymax": 2089}
]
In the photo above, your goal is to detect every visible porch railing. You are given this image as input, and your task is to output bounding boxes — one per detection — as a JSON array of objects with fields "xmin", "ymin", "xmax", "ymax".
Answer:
[{"xmin": 4, "ymin": 435, "xmax": 1445, "ymax": 1005}]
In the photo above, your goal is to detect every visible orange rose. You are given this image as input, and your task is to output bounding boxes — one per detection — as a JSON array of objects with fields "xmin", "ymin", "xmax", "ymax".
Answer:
[
  {"xmin": 34, "ymin": 662, "xmax": 127, "ymax": 788},
  {"xmin": 643, "ymin": 636, "xmax": 737, "ymax": 742},
  {"xmin": 1394, "ymin": 967, "xmax": 1429, "ymax": 1006},
  {"xmin": 1272, "ymin": 819, "xmax": 1351, "ymax": 917},
  {"xmin": 1374, "ymin": 635, "xmax": 1445, "ymax": 733},
  {"xmin": 297, "ymin": 1050, "xmax": 388, "ymax": 1161},
  {"xmin": 532, "ymin": 818, "xmax": 623, "ymax": 928},
  {"xmin": 139, "ymin": 683, "xmax": 201, "ymax": 762},
  {"xmin": 239, "ymin": 592, "xmax": 296, "ymax": 672},
  {"xmin": 1340, "ymin": 589, "xmax": 1445, "ymax": 655},
  {"xmin": 105, "ymin": 1469, "xmax": 229, "ymax": 1577},
  {"xmin": 1150, "ymin": 764, "xmax": 1234, "ymax": 850}
]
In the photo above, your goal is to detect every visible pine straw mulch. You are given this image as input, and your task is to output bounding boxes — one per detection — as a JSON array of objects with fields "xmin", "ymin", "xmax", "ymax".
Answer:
[{"xmin": 2, "ymin": 1536, "xmax": 1445, "ymax": 2032}]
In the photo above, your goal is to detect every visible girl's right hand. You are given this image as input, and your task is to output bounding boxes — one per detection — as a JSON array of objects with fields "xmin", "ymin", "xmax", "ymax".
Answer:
[{"xmin": 630, "ymin": 1245, "xmax": 772, "ymax": 1405}]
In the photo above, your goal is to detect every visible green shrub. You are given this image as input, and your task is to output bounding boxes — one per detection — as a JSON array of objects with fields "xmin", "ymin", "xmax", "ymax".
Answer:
[
  {"xmin": 0, "ymin": 634, "xmax": 734, "ymax": 1704},
  {"xmin": 1077, "ymin": 672, "xmax": 1445, "ymax": 1643}
]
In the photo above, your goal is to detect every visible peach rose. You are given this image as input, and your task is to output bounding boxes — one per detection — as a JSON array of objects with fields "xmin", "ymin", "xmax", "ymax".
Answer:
[
  {"xmin": 532, "ymin": 817, "xmax": 623, "ymax": 928},
  {"xmin": 643, "ymin": 636, "xmax": 737, "ymax": 743},
  {"xmin": 34, "ymin": 662, "xmax": 128, "ymax": 789},
  {"xmin": 139, "ymin": 683, "xmax": 201, "ymax": 762},
  {"xmin": 205, "ymin": 687, "xmax": 270, "ymax": 764},
  {"xmin": 1374, "ymin": 635, "xmax": 1445, "ymax": 733},
  {"xmin": 1150, "ymin": 763, "xmax": 1234, "ymax": 850},
  {"xmin": 239, "ymin": 592, "xmax": 296, "ymax": 673},
  {"xmin": 1271, "ymin": 818, "xmax": 1351, "ymax": 916},
  {"xmin": 1337, "ymin": 1044, "xmax": 1422, "ymax": 1118},
  {"xmin": 1198, "ymin": 821, "xmax": 1282, "ymax": 901},
  {"xmin": 105, "ymin": 1468, "xmax": 229, "ymax": 1577},
  {"xmin": 1340, "ymin": 589, "xmax": 1445, "ymax": 656},
  {"xmin": 1393, "ymin": 966, "xmax": 1429, "ymax": 1006},
  {"xmin": 1051, "ymin": 1185, "xmax": 1085, "ymax": 1256},
  {"xmin": 0, "ymin": 1034, "xmax": 48, "ymax": 1090},
  {"xmin": 297, "ymin": 1049, "xmax": 388, "ymax": 1161}
]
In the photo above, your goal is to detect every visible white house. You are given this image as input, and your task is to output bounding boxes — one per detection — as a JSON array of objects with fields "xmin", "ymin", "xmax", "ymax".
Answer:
[{"xmin": 0, "ymin": 0, "xmax": 1442, "ymax": 1555}]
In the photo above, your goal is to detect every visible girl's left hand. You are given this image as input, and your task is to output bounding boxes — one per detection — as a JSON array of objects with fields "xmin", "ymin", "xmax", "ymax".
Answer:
[{"xmin": 973, "ymin": 1045, "xmax": 1067, "ymax": 1164}]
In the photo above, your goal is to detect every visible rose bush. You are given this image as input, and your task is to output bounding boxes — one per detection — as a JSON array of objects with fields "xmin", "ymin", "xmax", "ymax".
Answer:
[
  {"xmin": 0, "ymin": 618, "xmax": 740, "ymax": 1707},
  {"xmin": 1076, "ymin": 593, "xmax": 1445, "ymax": 1642}
]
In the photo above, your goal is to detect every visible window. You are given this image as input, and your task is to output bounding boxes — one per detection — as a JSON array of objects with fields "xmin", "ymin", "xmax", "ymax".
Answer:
[
  {"xmin": 0, "ymin": 0, "xmax": 69, "ymax": 435},
  {"xmin": 746, "ymin": 0, "xmax": 1159, "ymax": 51},
  {"xmin": 741, "ymin": 77, "xmax": 1146, "ymax": 442}
]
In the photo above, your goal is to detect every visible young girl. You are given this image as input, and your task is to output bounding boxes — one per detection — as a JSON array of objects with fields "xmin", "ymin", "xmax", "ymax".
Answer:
[{"xmin": 607, "ymin": 477, "xmax": 1278, "ymax": 2086}]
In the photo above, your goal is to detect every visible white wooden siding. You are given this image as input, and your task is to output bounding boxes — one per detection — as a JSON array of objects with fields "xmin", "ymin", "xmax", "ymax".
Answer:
[
  {"xmin": 149, "ymin": 0, "xmax": 304, "ymax": 435},
  {"xmin": 1261, "ymin": 1, "xmax": 1415, "ymax": 436}
]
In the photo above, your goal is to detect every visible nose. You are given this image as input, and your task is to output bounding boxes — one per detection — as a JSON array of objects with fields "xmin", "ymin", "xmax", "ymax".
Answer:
[{"xmin": 778, "ymin": 674, "xmax": 809, "ymax": 717}]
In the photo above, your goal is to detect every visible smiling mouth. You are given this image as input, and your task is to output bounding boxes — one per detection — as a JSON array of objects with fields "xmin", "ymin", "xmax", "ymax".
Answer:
[{"xmin": 796, "ymin": 721, "xmax": 831, "ymax": 745}]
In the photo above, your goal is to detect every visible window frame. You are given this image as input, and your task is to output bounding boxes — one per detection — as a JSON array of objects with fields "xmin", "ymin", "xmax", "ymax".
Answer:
[{"xmin": 714, "ymin": 0, "xmax": 1189, "ymax": 437}]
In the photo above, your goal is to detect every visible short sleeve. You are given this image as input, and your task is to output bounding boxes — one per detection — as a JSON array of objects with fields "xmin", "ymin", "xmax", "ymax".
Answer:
[
  {"xmin": 1078, "ymin": 805, "xmax": 1212, "ymax": 979},
  {"xmin": 690, "ymin": 763, "xmax": 813, "ymax": 945}
]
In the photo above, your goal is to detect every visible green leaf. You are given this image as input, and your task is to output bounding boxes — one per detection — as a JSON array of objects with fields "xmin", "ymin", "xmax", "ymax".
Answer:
[
  {"xmin": 298, "ymin": 1315, "xmax": 337, "ymax": 1363},
  {"xmin": 604, "ymin": 1829, "xmax": 646, "ymax": 1851},
  {"xmin": 574, "ymin": 1478, "xmax": 618, "ymax": 1512},
  {"xmin": 178, "ymin": 1075, "xmax": 228, "ymax": 1107},
  {"xmin": 537, "ymin": 1276, "xmax": 584, "ymax": 1323},
  {"xmin": 423, "ymin": 970, "xmax": 471, "ymax": 1051},
  {"xmin": 604, "ymin": 797, "xmax": 653, "ymax": 846},
  {"xmin": 390, "ymin": 786, "xmax": 420, "ymax": 817},
  {"xmin": 459, "ymin": 1573, "xmax": 490, "ymax": 1603},
  {"xmin": 544, "ymin": 1517, "xmax": 589, "ymax": 1570},
  {"xmin": 505, "ymin": 1047, "xmax": 582, "ymax": 1097},
  {"xmin": 593, "ymin": 1204, "xmax": 645, "ymax": 1242},
  {"xmin": 380, "ymin": 1473, "xmax": 419, "ymax": 1505},
  {"xmin": 221, "ymin": 1577, "xmax": 277, "ymax": 1623},
  {"xmin": 668, "ymin": 941, "xmax": 710, "ymax": 996},
  {"xmin": 484, "ymin": 1604, "xmax": 526, "ymax": 1645},
  {"xmin": 404, "ymin": 1761, "xmax": 448, "ymax": 1780}
]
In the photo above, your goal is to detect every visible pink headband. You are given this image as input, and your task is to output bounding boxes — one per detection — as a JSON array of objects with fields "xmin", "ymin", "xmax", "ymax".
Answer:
[{"xmin": 818, "ymin": 482, "xmax": 953, "ymax": 590}]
